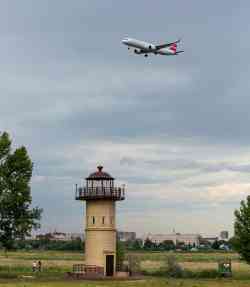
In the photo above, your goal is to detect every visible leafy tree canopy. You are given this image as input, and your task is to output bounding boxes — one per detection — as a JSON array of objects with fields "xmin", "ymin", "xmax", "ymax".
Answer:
[
  {"xmin": 143, "ymin": 238, "xmax": 155, "ymax": 250},
  {"xmin": 159, "ymin": 240, "xmax": 175, "ymax": 251},
  {"xmin": 0, "ymin": 132, "xmax": 42, "ymax": 250},
  {"xmin": 234, "ymin": 195, "xmax": 250, "ymax": 263}
]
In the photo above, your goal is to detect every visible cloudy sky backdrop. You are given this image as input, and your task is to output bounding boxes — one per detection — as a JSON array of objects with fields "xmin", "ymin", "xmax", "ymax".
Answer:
[{"xmin": 1, "ymin": 1, "xmax": 250, "ymax": 237}]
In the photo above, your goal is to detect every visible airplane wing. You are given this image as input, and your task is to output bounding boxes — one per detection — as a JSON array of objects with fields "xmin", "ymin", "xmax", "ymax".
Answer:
[
  {"xmin": 134, "ymin": 49, "xmax": 148, "ymax": 54},
  {"xmin": 155, "ymin": 39, "xmax": 181, "ymax": 50}
]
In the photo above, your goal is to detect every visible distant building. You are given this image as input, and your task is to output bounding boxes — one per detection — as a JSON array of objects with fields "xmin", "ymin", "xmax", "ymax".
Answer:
[
  {"xmin": 67, "ymin": 233, "xmax": 85, "ymax": 241},
  {"xmin": 144, "ymin": 233, "xmax": 201, "ymax": 247},
  {"xmin": 203, "ymin": 237, "xmax": 218, "ymax": 244},
  {"xmin": 220, "ymin": 231, "xmax": 229, "ymax": 241},
  {"xmin": 51, "ymin": 232, "xmax": 67, "ymax": 241},
  {"xmin": 117, "ymin": 231, "xmax": 136, "ymax": 242}
]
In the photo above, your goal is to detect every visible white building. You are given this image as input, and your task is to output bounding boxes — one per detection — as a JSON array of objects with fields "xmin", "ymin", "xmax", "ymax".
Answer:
[
  {"xmin": 143, "ymin": 233, "xmax": 201, "ymax": 247},
  {"xmin": 117, "ymin": 231, "xmax": 136, "ymax": 242},
  {"xmin": 203, "ymin": 237, "xmax": 218, "ymax": 244},
  {"xmin": 220, "ymin": 231, "xmax": 229, "ymax": 241}
]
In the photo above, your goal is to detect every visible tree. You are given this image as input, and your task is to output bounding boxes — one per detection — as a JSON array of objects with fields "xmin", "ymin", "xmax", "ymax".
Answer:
[
  {"xmin": 228, "ymin": 236, "xmax": 238, "ymax": 251},
  {"xmin": 234, "ymin": 195, "xmax": 250, "ymax": 263},
  {"xmin": 128, "ymin": 254, "xmax": 140, "ymax": 275},
  {"xmin": 211, "ymin": 240, "xmax": 220, "ymax": 250},
  {"xmin": 0, "ymin": 132, "xmax": 42, "ymax": 251},
  {"xmin": 143, "ymin": 238, "xmax": 154, "ymax": 250},
  {"xmin": 116, "ymin": 239, "xmax": 125, "ymax": 271},
  {"xmin": 159, "ymin": 240, "xmax": 175, "ymax": 251},
  {"xmin": 132, "ymin": 239, "xmax": 143, "ymax": 250}
]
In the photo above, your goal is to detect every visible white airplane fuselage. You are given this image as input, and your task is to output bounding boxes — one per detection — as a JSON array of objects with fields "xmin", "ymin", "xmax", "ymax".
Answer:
[{"xmin": 122, "ymin": 37, "xmax": 176, "ymax": 56}]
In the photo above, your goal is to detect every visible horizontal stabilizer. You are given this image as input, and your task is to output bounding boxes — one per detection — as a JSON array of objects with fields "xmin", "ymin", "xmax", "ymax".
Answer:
[{"xmin": 156, "ymin": 39, "xmax": 181, "ymax": 50}]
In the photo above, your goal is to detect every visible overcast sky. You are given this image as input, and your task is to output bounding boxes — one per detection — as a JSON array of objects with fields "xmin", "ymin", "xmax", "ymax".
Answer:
[{"xmin": 1, "ymin": 1, "xmax": 250, "ymax": 237}]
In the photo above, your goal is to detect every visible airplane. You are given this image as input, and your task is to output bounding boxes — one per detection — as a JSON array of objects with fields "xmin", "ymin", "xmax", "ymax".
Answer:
[{"xmin": 122, "ymin": 37, "xmax": 184, "ymax": 57}]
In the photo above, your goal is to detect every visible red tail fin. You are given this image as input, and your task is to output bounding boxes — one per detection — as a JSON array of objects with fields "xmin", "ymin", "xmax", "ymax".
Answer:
[{"xmin": 169, "ymin": 43, "xmax": 177, "ymax": 53}]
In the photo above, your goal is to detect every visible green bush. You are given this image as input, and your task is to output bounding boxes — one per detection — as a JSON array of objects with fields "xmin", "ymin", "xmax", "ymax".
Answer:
[
  {"xmin": 165, "ymin": 255, "xmax": 184, "ymax": 278},
  {"xmin": 128, "ymin": 255, "xmax": 141, "ymax": 275}
]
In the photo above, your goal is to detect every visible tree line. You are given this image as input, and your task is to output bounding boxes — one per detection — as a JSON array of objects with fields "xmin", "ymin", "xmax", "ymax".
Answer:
[{"xmin": 0, "ymin": 238, "xmax": 84, "ymax": 251}]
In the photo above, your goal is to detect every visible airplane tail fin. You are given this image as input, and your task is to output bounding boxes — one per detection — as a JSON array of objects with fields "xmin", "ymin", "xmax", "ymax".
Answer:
[{"xmin": 169, "ymin": 43, "xmax": 177, "ymax": 53}]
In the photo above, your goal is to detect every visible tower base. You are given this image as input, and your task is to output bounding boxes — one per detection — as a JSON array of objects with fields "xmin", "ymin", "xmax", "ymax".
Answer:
[
  {"xmin": 66, "ymin": 264, "xmax": 106, "ymax": 279},
  {"xmin": 66, "ymin": 265, "xmax": 131, "ymax": 280}
]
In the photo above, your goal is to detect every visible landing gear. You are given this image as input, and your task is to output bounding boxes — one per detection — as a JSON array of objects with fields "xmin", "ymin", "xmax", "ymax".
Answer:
[
  {"xmin": 144, "ymin": 54, "xmax": 148, "ymax": 57},
  {"xmin": 128, "ymin": 47, "xmax": 130, "ymax": 50}
]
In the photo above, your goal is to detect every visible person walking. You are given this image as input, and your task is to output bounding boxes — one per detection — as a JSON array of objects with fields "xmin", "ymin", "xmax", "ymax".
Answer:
[
  {"xmin": 32, "ymin": 261, "xmax": 37, "ymax": 272},
  {"xmin": 38, "ymin": 260, "xmax": 42, "ymax": 272}
]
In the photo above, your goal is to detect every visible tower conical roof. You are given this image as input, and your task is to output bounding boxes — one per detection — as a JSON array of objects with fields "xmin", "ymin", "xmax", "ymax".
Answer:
[{"xmin": 86, "ymin": 166, "xmax": 114, "ymax": 180}]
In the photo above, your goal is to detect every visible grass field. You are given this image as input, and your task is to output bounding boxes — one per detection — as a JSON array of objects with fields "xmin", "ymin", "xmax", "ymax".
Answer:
[{"xmin": 0, "ymin": 250, "xmax": 250, "ymax": 287}]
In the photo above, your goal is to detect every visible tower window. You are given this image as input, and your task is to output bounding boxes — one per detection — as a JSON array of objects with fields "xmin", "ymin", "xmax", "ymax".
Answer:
[
  {"xmin": 102, "ymin": 216, "xmax": 105, "ymax": 225},
  {"xmin": 92, "ymin": 216, "xmax": 95, "ymax": 225},
  {"xmin": 110, "ymin": 216, "xmax": 114, "ymax": 224}
]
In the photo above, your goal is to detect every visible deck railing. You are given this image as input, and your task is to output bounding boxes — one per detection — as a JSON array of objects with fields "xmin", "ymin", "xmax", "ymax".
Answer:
[{"xmin": 75, "ymin": 186, "xmax": 125, "ymax": 201}]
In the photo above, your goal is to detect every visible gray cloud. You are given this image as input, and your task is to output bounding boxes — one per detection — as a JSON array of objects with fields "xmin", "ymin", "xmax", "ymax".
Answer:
[{"xmin": 0, "ymin": 0, "xmax": 250, "ymax": 235}]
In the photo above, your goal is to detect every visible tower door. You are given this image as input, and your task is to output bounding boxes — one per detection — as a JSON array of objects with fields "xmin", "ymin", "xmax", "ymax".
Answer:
[{"xmin": 106, "ymin": 255, "xmax": 114, "ymax": 276}]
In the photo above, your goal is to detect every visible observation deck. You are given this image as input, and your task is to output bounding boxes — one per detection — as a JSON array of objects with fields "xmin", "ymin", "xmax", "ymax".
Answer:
[
  {"xmin": 75, "ymin": 186, "xmax": 125, "ymax": 201},
  {"xmin": 75, "ymin": 166, "xmax": 125, "ymax": 201}
]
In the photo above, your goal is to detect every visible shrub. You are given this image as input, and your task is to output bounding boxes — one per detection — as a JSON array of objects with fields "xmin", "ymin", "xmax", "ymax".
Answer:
[
  {"xmin": 165, "ymin": 255, "xmax": 184, "ymax": 278},
  {"xmin": 128, "ymin": 255, "xmax": 141, "ymax": 275}
]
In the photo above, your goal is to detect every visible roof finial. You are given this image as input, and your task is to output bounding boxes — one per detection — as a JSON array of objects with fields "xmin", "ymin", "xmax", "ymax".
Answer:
[{"xmin": 97, "ymin": 165, "xmax": 103, "ymax": 172}]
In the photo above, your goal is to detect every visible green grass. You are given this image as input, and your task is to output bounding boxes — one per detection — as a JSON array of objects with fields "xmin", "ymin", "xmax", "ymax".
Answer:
[
  {"xmin": 0, "ymin": 250, "xmax": 85, "ymax": 261},
  {"xmin": 128, "ymin": 251, "xmax": 240, "ymax": 263},
  {"xmin": 0, "ymin": 250, "xmax": 239, "ymax": 262},
  {"xmin": 0, "ymin": 250, "xmax": 249, "ymax": 286},
  {"xmin": 1, "ymin": 278, "xmax": 250, "ymax": 287}
]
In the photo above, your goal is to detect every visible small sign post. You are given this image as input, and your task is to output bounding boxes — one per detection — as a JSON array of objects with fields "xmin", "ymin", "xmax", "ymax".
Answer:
[{"xmin": 218, "ymin": 259, "xmax": 232, "ymax": 277}]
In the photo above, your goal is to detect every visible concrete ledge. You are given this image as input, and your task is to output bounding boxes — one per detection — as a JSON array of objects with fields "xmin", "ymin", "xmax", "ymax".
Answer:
[{"xmin": 116, "ymin": 271, "xmax": 130, "ymax": 278}]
